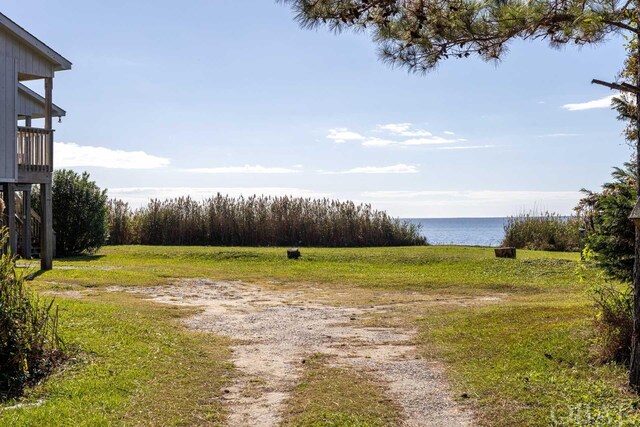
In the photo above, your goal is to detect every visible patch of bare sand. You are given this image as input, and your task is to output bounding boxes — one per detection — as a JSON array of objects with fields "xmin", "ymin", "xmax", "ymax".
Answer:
[{"xmin": 114, "ymin": 279, "xmax": 483, "ymax": 427}]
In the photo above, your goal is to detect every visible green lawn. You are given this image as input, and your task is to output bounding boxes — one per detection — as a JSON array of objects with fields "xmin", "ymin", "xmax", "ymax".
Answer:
[
  {"xmin": 0, "ymin": 293, "xmax": 232, "ymax": 427},
  {"xmin": 27, "ymin": 245, "xmax": 583, "ymax": 293},
  {"xmin": 2, "ymin": 245, "xmax": 638, "ymax": 426}
]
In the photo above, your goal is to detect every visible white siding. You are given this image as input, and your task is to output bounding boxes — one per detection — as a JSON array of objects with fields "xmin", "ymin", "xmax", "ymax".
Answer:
[
  {"xmin": 17, "ymin": 90, "xmax": 44, "ymax": 117},
  {"xmin": 0, "ymin": 57, "xmax": 17, "ymax": 181},
  {"xmin": 0, "ymin": 30, "xmax": 53, "ymax": 79}
]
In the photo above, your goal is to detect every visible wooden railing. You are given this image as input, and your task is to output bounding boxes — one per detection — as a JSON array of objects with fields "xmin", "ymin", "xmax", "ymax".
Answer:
[{"xmin": 17, "ymin": 126, "xmax": 53, "ymax": 173}]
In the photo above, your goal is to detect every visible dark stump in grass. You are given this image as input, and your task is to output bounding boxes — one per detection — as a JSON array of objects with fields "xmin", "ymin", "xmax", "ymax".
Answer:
[
  {"xmin": 495, "ymin": 247, "xmax": 516, "ymax": 259},
  {"xmin": 287, "ymin": 248, "xmax": 301, "ymax": 259}
]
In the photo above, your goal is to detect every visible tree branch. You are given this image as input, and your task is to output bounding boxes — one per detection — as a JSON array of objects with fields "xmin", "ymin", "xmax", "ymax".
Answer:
[
  {"xmin": 602, "ymin": 20, "xmax": 640, "ymax": 33},
  {"xmin": 592, "ymin": 78, "xmax": 640, "ymax": 95}
]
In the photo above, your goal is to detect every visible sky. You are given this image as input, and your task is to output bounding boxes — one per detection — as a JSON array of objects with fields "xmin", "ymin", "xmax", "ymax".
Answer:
[{"xmin": 3, "ymin": 0, "xmax": 633, "ymax": 217}]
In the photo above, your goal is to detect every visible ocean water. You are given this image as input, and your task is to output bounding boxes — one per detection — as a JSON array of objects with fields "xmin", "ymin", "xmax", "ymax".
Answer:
[{"xmin": 406, "ymin": 218, "xmax": 507, "ymax": 247}]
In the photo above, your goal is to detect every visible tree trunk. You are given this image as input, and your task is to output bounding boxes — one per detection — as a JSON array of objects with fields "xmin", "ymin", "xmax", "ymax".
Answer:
[{"xmin": 629, "ymin": 16, "xmax": 640, "ymax": 390}]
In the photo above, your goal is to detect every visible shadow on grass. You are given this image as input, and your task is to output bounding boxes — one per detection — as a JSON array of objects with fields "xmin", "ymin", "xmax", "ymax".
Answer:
[{"xmin": 56, "ymin": 254, "xmax": 106, "ymax": 262}]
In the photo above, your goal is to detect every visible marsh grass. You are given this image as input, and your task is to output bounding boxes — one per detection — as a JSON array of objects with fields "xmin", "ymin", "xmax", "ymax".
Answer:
[
  {"xmin": 502, "ymin": 211, "xmax": 582, "ymax": 251},
  {"xmin": 108, "ymin": 195, "xmax": 426, "ymax": 247}
]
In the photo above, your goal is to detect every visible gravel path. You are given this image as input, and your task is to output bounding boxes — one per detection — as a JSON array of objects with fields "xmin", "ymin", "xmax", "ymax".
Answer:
[{"xmin": 116, "ymin": 280, "xmax": 475, "ymax": 427}]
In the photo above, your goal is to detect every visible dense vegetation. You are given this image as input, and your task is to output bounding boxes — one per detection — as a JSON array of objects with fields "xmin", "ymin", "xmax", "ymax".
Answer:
[
  {"xmin": 32, "ymin": 170, "xmax": 109, "ymax": 257},
  {"xmin": 577, "ymin": 162, "xmax": 636, "ymax": 284},
  {"xmin": 575, "ymin": 162, "xmax": 637, "ymax": 364},
  {"xmin": 51, "ymin": 171, "xmax": 108, "ymax": 256},
  {"xmin": 502, "ymin": 211, "xmax": 582, "ymax": 252},
  {"xmin": 107, "ymin": 195, "xmax": 426, "ymax": 247},
  {"xmin": 0, "ymin": 230, "xmax": 61, "ymax": 400}
]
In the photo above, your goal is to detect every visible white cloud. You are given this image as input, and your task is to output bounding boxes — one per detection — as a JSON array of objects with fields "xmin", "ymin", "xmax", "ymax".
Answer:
[
  {"xmin": 55, "ymin": 142, "xmax": 170, "ymax": 169},
  {"xmin": 437, "ymin": 144, "xmax": 495, "ymax": 150},
  {"xmin": 402, "ymin": 136, "xmax": 458, "ymax": 145},
  {"xmin": 562, "ymin": 95, "xmax": 615, "ymax": 111},
  {"xmin": 377, "ymin": 123, "xmax": 433, "ymax": 137},
  {"xmin": 536, "ymin": 133, "xmax": 580, "ymax": 138},
  {"xmin": 377, "ymin": 123, "xmax": 412, "ymax": 133},
  {"xmin": 358, "ymin": 190, "xmax": 582, "ymax": 217},
  {"xmin": 361, "ymin": 137, "xmax": 402, "ymax": 147},
  {"xmin": 327, "ymin": 128, "xmax": 366, "ymax": 143},
  {"xmin": 362, "ymin": 190, "xmax": 580, "ymax": 201},
  {"xmin": 330, "ymin": 125, "xmax": 464, "ymax": 147},
  {"xmin": 185, "ymin": 165, "xmax": 300, "ymax": 174},
  {"xmin": 108, "ymin": 187, "xmax": 332, "ymax": 208},
  {"xmin": 443, "ymin": 131, "xmax": 456, "ymax": 135},
  {"xmin": 322, "ymin": 164, "xmax": 419, "ymax": 174}
]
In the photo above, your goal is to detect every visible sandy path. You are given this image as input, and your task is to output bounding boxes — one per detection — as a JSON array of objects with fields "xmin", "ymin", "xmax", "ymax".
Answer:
[{"xmin": 116, "ymin": 280, "xmax": 475, "ymax": 427}]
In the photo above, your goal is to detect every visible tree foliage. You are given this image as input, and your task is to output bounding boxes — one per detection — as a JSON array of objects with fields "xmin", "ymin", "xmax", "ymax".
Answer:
[
  {"xmin": 107, "ymin": 199, "xmax": 133, "ymax": 245},
  {"xmin": 51, "ymin": 170, "xmax": 108, "ymax": 257},
  {"xmin": 281, "ymin": 0, "xmax": 632, "ymax": 72},
  {"xmin": 577, "ymin": 163, "xmax": 637, "ymax": 283}
]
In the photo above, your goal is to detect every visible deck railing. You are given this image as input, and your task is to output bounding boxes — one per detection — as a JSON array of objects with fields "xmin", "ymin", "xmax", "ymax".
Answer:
[{"xmin": 17, "ymin": 126, "xmax": 53, "ymax": 173}]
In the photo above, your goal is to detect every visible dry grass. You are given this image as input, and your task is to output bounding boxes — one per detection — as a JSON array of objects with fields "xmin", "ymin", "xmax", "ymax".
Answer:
[{"xmin": 108, "ymin": 195, "xmax": 426, "ymax": 247}]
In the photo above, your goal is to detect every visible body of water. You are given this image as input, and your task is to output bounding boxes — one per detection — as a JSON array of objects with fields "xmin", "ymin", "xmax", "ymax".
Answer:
[{"xmin": 406, "ymin": 218, "xmax": 507, "ymax": 247}]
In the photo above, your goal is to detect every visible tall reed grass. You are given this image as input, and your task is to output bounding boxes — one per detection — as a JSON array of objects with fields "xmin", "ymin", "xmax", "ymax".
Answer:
[
  {"xmin": 502, "ymin": 211, "xmax": 582, "ymax": 252},
  {"xmin": 108, "ymin": 195, "xmax": 426, "ymax": 247},
  {"xmin": 0, "ymin": 229, "xmax": 62, "ymax": 400}
]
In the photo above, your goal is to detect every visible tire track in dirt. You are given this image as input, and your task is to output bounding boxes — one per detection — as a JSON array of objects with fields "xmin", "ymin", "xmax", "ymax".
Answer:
[{"xmin": 115, "ymin": 280, "xmax": 477, "ymax": 427}]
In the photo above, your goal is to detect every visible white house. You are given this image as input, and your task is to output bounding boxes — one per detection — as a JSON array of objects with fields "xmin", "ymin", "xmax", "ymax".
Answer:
[{"xmin": 0, "ymin": 12, "xmax": 71, "ymax": 270}]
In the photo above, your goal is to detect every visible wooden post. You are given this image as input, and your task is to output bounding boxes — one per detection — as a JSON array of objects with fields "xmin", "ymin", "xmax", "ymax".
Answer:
[
  {"xmin": 40, "ymin": 77, "xmax": 54, "ymax": 270},
  {"xmin": 40, "ymin": 183, "xmax": 53, "ymax": 270},
  {"xmin": 2, "ymin": 183, "xmax": 17, "ymax": 255},
  {"xmin": 44, "ymin": 78, "xmax": 53, "ymax": 169},
  {"xmin": 25, "ymin": 115, "xmax": 31, "ymax": 127},
  {"xmin": 23, "ymin": 188, "xmax": 31, "ymax": 259}
]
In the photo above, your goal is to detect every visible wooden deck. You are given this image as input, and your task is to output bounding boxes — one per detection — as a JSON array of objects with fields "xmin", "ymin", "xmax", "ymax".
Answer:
[{"xmin": 17, "ymin": 126, "xmax": 53, "ymax": 173}]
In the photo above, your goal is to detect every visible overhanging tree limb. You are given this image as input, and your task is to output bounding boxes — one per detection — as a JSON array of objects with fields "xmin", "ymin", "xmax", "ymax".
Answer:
[
  {"xmin": 592, "ymin": 78, "xmax": 640, "ymax": 94},
  {"xmin": 602, "ymin": 20, "xmax": 640, "ymax": 34}
]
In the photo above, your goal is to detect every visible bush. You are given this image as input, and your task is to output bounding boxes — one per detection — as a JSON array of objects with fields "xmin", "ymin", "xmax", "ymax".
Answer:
[
  {"xmin": 589, "ymin": 283, "xmax": 634, "ymax": 364},
  {"xmin": 0, "ymin": 229, "xmax": 62, "ymax": 399},
  {"xmin": 502, "ymin": 211, "xmax": 582, "ymax": 251},
  {"xmin": 107, "ymin": 195, "xmax": 426, "ymax": 247},
  {"xmin": 576, "ymin": 163, "xmax": 636, "ymax": 283},
  {"xmin": 49, "ymin": 170, "xmax": 109, "ymax": 256},
  {"xmin": 575, "ymin": 163, "xmax": 637, "ymax": 365}
]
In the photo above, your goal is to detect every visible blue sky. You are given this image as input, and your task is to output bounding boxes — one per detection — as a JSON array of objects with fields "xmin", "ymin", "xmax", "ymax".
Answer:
[{"xmin": 5, "ymin": 0, "xmax": 632, "ymax": 217}]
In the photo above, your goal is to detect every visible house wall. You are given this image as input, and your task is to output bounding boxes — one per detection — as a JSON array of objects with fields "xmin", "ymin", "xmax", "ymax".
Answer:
[
  {"xmin": 0, "ymin": 57, "xmax": 17, "ymax": 181},
  {"xmin": 0, "ymin": 30, "xmax": 53, "ymax": 79},
  {"xmin": 17, "ymin": 90, "xmax": 45, "ymax": 118}
]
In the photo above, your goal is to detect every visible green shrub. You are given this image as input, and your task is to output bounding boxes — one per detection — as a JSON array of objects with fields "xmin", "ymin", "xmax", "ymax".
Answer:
[
  {"xmin": 589, "ymin": 283, "xmax": 633, "ymax": 364},
  {"xmin": 502, "ymin": 211, "xmax": 582, "ymax": 251},
  {"xmin": 574, "ymin": 163, "xmax": 637, "ymax": 365},
  {"xmin": 0, "ymin": 229, "xmax": 62, "ymax": 400},
  {"xmin": 50, "ymin": 170, "xmax": 109, "ymax": 256},
  {"xmin": 576, "ymin": 163, "xmax": 636, "ymax": 284}
]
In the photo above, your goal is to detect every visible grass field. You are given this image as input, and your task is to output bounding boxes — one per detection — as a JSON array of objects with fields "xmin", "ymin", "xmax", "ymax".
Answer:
[{"xmin": 2, "ymin": 245, "xmax": 639, "ymax": 426}]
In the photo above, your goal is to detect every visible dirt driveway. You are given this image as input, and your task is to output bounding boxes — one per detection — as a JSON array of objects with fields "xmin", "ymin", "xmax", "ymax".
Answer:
[{"xmin": 117, "ymin": 279, "xmax": 477, "ymax": 427}]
